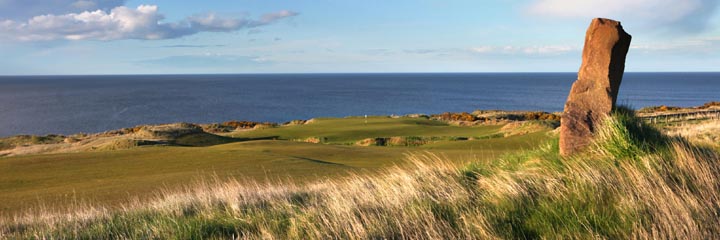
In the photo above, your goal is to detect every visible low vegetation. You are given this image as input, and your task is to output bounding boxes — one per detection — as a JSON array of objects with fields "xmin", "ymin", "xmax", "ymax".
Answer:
[
  {"xmin": 228, "ymin": 116, "xmax": 506, "ymax": 144},
  {"xmin": 2, "ymin": 108, "xmax": 719, "ymax": 239},
  {"xmin": 638, "ymin": 101, "xmax": 720, "ymax": 113},
  {"xmin": 699, "ymin": 101, "xmax": 720, "ymax": 109},
  {"xmin": 431, "ymin": 111, "xmax": 560, "ymax": 123},
  {"xmin": 664, "ymin": 119, "xmax": 720, "ymax": 149},
  {"xmin": 637, "ymin": 105, "xmax": 682, "ymax": 113},
  {"xmin": 432, "ymin": 112, "xmax": 479, "ymax": 121},
  {"xmin": 0, "ymin": 117, "xmax": 550, "ymax": 214},
  {"xmin": 0, "ymin": 135, "xmax": 65, "ymax": 151}
]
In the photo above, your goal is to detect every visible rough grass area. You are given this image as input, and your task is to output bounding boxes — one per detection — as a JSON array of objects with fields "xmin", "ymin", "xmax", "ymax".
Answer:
[
  {"xmin": 0, "ymin": 135, "xmax": 65, "ymax": 151},
  {"xmin": 2, "ymin": 109, "xmax": 719, "ymax": 239},
  {"xmin": 0, "ymin": 117, "xmax": 549, "ymax": 214},
  {"xmin": 663, "ymin": 119, "xmax": 720, "ymax": 149}
]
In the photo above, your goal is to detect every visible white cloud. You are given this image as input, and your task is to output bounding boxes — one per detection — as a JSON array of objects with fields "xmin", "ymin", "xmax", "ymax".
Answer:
[
  {"xmin": 139, "ymin": 54, "xmax": 270, "ymax": 68},
  {"xmin": 630, "ymin": 37, "xmax": 720, "ymax": 53},
  {"xmin": 524, "ymin": 45, "xmax": 575, "ymax": 54},
  {"xmin": 258, "ymin": 10, "xmax": 299, "ymax": 25},
  {"xmin": 187, "ymin": 13, "xmax": 248, "ymax": 32},
  {"xmin": 470, "ymin": 46, "xmax": 494, "ymax": 53},
  {"xmin": 528, "ymin": 0, "xmax": 718, "ymax": 33},
  {"xmin": 0, "ymin": 0, "xmax": 126, "ymax": 20},
  {"xmin": 0, "ymin": 5, "xmax": 298, "ymax": 41},
  {"xmin": 471, "ymin": 45, "xmax": 578, "ymax": 55}
]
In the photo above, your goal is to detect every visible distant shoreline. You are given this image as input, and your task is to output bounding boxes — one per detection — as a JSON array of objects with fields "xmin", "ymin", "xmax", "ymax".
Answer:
[
  {"xmin": 1, "ymin": 73, "xmax": 718, "ymax": 137},
  {"xmin": 2, "ymin": 102, "xmax": 720, "ymax": 139},
  {"xmin": 2, "ymin": 71, "xmax": 720, "ymax": 77}
]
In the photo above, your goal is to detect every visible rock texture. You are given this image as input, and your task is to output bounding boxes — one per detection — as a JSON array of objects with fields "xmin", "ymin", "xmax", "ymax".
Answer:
[{"xmin": 559, "ymin": 18, "xmax": 632, "ymax": 156}]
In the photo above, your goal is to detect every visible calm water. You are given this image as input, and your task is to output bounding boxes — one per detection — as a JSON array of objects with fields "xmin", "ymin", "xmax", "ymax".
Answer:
[{"xmin": 0, "ymin": 72, "xmax": 717, "ymax": 137}]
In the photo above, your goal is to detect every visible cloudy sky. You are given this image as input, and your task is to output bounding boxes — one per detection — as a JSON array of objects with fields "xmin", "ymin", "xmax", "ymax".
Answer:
[{"xmin": 0, "ymin": 0, "xmax": 718, "ymax": 74}]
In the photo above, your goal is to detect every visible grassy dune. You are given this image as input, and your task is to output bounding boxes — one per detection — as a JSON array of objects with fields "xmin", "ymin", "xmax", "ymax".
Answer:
[
  {"xmin": 2, "ymin": 109, "xmax": 719, "ymax": 238},
  {"xmin": 0, "ymin": 117, "xmax": 550, "ymax": 215}
]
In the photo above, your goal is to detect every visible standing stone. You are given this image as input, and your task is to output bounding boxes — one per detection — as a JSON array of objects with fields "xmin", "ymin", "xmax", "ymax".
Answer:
[{"xmin": 559, "ymin": 18, "xmax": 632, "ymax": 156}]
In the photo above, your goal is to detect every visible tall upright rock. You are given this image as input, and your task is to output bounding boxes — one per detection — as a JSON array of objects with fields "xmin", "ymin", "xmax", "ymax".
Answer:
[{"xmin": 559, "ymin": 18, "xmax": 632, "ymax": 156}]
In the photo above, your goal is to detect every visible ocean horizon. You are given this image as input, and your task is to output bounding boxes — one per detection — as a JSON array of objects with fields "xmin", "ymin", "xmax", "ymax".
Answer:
[{"xmin": 1, "ymin": 72, "xmax": 718, "ymax": 137}]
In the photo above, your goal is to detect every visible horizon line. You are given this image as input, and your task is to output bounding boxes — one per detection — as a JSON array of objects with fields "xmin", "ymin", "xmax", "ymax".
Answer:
[{"xmin": 2, "ymin": 71, "xmax": 720, "ymax": 77}]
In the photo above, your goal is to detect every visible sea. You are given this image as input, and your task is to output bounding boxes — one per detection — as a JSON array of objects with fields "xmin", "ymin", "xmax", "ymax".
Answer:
[{"xmin": 0, "ymin": 72, "xmax": 717, "ymax": 137}]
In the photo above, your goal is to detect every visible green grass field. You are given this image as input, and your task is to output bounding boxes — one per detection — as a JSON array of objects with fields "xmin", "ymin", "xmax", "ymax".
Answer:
[
  {"xmin": 5, "ymin": 110, "xmax": 720, "ymax": 239},
  {"xmin": 0, "ymin": 117, "xmax": 552, "ymax": 214},
  {"xmin": 228, "ymin": 116, "xmax": 504, "ymax": 143}
]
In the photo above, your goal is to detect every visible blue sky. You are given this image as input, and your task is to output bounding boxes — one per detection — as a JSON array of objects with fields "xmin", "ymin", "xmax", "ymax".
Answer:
[{"xmin": 0, "ymin": 0, "xmax": 718, "ymax": 74}]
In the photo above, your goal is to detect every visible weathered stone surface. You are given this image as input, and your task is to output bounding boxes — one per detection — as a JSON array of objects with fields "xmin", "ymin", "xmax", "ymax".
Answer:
[{"xmin": 559, "ymin": 18, "xmax": 632, "ymax": 156}]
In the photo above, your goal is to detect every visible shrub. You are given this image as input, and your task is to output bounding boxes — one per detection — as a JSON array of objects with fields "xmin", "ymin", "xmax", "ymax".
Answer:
[
  {"xmin": 220, "ymin": 121, "xmax": 278, "ymax": 130},
  {"xmin": 433, "ymin": 112, "xmax": 478, "ymax": 122},
  {"xmin": 222, "ymin": 120, "xmax": 260, "ymax": 129},
  {"xmin": 523, "ymin": 111, "xmax": 561, "ymax": 121},
  {"xmin": 638, "ymin": 105, "xmax": 681, "ymax": 113},
  {"xmin": 699, "ymin": 101, "xmax": 720, "ymax": 109}
]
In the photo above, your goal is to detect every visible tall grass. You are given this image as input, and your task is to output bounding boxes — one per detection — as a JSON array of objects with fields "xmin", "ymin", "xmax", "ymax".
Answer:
[
  {"xmin": 2, "ymin": 155, "xmax": 495, "ymax": 239},
  {"xmin": 2, "ymin": 109, "xmax": 719, "ymax": 239},
  {"xmin": 665, "ymin": 119, "xmax": 720, "ymax": 148}
]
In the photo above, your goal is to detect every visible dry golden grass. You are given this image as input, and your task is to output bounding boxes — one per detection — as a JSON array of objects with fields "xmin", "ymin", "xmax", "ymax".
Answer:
[
  {"xmin": 1, "ymin": 154, "xmax": 498, "ymax": 239},
  {"xmin": 2, "ymin": 111, "xmax": 720, "ymax": 239},
  {"xmin": 664, "ymin": 119, "xmax": 720, "ymax": 148}
]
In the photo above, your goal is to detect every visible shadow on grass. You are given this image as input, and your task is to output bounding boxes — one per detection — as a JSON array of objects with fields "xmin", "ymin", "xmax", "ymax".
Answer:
[{"xmin": 173, "ymin": 133, "xmax": 280, "ymax": 147}]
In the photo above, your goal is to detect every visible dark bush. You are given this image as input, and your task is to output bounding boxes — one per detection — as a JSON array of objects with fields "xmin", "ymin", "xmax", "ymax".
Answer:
[
  {"xmin": 637, "ymin": 105, "xmax": 681, "ymax": 113},
  {"xmin": 699, "ymin": 101, "xmax": 720, "ymax": 109},
  {"xmin": 523, "ymin": 112, "xmax": 561, "ymax": 121},
  {"xmin": 433, "ymin": 112, "xmax": 478, "ymax": 121}
]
